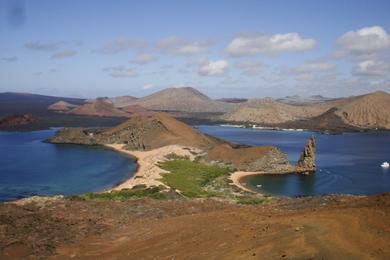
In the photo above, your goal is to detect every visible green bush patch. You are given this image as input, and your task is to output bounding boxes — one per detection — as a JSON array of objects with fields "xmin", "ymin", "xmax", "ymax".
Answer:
[
  {"xmin": 159, "ymin": 159, "xmax": 232, "ymax": 198},
  {"xmin": 236, "ymin": 196, "xmax": 266, "ymax": 205},
  {"xmin": 68, "ymin": 185, "xmax": 169, "ymax": 201}
]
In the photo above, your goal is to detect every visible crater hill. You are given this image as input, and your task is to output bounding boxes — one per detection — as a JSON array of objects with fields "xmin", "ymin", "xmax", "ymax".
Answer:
[
  {"xmin": 129, "ymin": 87, "xmax": 236, "ymax": 113},
  {"xmin": 86, "ymin": 95, "xmax": 138, "ymax": 108},
  {"xmin": 49, "ymin": 112, "xmax": 315, "ymax": 173},
  {"xmin": 48, "ymin": 101, "xmax": 79, "ymax": 111},
  {"xmin": 67, "ymin": 98, "xmax": 131, "ymax": 118}
]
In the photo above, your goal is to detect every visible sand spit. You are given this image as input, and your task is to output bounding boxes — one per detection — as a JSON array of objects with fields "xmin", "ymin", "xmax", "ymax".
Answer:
[{"xmin": 105, "ymin": 144, "xmax": 202, "ymax": 191}]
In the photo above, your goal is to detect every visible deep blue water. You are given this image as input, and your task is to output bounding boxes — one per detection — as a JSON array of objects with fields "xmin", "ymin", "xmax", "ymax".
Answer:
[
  {"xmin": 0, "ymin": 129, "xmax": 136, "ymax": 201},
  {"xmin": 197, "ymin": 125, "xmax": 390, "ymax": 197}
]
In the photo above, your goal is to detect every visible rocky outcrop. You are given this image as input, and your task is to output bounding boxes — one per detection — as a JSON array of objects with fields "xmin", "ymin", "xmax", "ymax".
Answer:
[
  {"xmin": 296, "ymin": 136, "xmax": 316, "ymax": 174},
  {"xmin": 49, "ymin": 128, "xmax": 98, "ymax": 145},
  {"xmin": 0, "ymin": 114, "xmax": 35, "ymax": 127},
  {"xmin": 204, "ymin": 144, "xmax": 294, "ymax": 172}
]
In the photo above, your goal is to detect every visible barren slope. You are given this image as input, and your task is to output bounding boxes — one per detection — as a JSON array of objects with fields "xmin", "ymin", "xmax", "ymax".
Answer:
[
  {"xmin": 132, "ymin": 87, "xmax": 236, "ymax": 113},
  {"xmin": 223, "ymin": 98, "xmax": 330, "ymax": 124},
  {"xmin": 50, "ymin": 112, "xmax": 225, "ymax": 150},
  {"xmin": 1, "ymin": 194, "xmax": 389, "ymax": 259},
  {"xmin": 336, "ymin": 91, "xmax": 390, "ymax": 129}
]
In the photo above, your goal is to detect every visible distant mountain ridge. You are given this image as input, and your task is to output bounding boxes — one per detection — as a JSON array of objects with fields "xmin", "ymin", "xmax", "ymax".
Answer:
[
  {"xmin": 224, "ymin": 91, "xmax": 390, "ymax": 130},
  {"xmin": 130, "ymin": 87, "xmax": 236, "ymax": 113},
  {"xmin": 2, "ymin": 88, "xmax": 390, "ymax": 131}
]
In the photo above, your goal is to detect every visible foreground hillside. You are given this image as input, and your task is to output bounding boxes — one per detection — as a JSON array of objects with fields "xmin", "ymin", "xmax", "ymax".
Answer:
[{"xmin": 1, "ymin": 193, "xmax": 389, "ymax": 259}]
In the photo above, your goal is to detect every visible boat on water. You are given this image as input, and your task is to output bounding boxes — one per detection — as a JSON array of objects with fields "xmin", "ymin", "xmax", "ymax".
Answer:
[{"xmin": 381, "ymin": 162, "xmax": 389, "ymax": 168}]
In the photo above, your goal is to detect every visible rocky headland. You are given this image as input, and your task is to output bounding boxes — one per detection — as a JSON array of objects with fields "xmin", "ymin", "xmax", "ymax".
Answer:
[{"xmin": 49, "ymin": 112, "xmax": 316, "ymax": 193}]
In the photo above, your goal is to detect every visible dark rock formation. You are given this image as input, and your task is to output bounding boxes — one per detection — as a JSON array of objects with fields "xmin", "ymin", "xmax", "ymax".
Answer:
[
  {"xmin": 296, "ymin": 136, "xmax": 316, "ymax": 174},
  {"xmin": 0, "ymin": 114, "xmax": 35, "ymax": 127}
]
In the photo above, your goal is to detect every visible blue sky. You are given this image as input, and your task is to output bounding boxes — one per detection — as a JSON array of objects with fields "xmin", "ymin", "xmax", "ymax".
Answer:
[{"xmin": 1, "ymin": 0, "xmax": 390, "ymax": 98}]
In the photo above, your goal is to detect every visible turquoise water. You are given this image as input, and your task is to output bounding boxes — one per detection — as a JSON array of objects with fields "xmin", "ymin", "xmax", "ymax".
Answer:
[
  {"xmin": 0, "ymin": 129, "xmax": 136, "ymax": 201},
  {"xmin": 196, "ymin": 125, "xmax": 390, "ymax": 197}
]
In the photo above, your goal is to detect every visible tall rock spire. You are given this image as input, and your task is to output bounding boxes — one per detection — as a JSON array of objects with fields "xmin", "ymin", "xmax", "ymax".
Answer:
[{"xmin": 296, "ymin": 136, "xmax": 316, "ymax": 174}]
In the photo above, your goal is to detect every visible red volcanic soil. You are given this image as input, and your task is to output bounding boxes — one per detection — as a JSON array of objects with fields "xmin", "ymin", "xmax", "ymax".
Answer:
[
  {"xmin": 68, "ymin": 99, "xmax": 130, "ymax": 117},
  {"xmin": 1, "ymin": 194, "xmax": 389, "ymax": 259},
  {"xmin": 0, "ymin": 114, "xmax": 35, "ymax": 127}
]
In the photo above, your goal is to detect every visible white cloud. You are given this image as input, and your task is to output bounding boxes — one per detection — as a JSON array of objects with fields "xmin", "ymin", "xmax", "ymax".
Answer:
[
  {"xmin": 51, "ymin": 50, "xmax": 77, "ymax": 59},
  {"xmin": 129, "ymin": 53, "xmax": 156, "ymax": 64},
  {"xmin": 235, "ymin": 60, "xmax": 267, "ymax": 76},
  {"xmin": 353, "ymin": 60, "xmax": 390, "ymax": 76},
  {"xmin": 93, "ymin": 38, "xmax": 145, "ymax": 55},
  {"xmin": 156, "ymin": 36, "xmax": 209, "ymax": 55},
  {"xmin": 142, "ymin": 83, "xmax": 154, "ymax": 89},
  {"xmin": 290, "ymin": 61, "xmax": 336, "ymax": 81},
  {"xmin": 336, "ymin": 26, "xmax": 390, "ymax": 56},
  {"xmin": 198, "ymin": 60, "xmax": 229, "ymax": 76},
  {"xmin": 292, "ymin": 61, "xmax": 336, "ymax": 74},
  {"xmin": 103, "ymin": 66, "xmax": 138, "ymax": 78},
  {"xmin": 226, "ymin": 32, "xmax": 316, "ymax": 56}
]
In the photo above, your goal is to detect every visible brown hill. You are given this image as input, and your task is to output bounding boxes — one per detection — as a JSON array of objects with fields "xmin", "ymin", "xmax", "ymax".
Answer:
[
  {"xmin": 335, "ymin": 91, "xmax": 390, "ymax": 129},
  {"xmin": 50, "ymin": 112, "xmax": 225, "ymax": 150},
  {"xmin": 222, "ymin": 98, "xmax": 329, "ymax": 124},
  {"xmin": 131, "ymin": 87, "xmax": 236, "ymax": 113},
  {"xmin": 68, "ymin": 99, "xmax": 130, "ymax": 117},
  {"xmin": 48, "ymin": 101, "xmax": 79, "ymax": 111}
]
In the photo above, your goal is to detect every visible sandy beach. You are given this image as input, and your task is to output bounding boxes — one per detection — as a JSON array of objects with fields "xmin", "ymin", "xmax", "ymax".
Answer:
[
  {"xmin": 104, "ymin": 144, "xmax": 203, "ymax": 191},
  {"xmin": 230, "ymin": 170, "xmax": 296, "ymax": 194}
]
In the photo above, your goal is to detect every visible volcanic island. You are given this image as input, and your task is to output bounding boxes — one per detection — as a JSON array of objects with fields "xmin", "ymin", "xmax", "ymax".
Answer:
[{"xmin": 1, "ymin": 112, "xmax": 389, "ymax": 259}]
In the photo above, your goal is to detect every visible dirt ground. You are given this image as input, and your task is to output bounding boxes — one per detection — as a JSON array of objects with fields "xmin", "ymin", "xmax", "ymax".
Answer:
[{"xmin": 1, "ymin": 194, "xmax": 389, "ymax": 259}]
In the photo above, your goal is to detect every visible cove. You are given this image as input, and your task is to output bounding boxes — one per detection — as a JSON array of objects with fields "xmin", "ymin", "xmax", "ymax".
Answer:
[
  {"xmin": 0, "ymin": 129, "xmax": 136, "ymax": 201},
  {"xmin": 197, "ymin": 125, "xmax": 390, "ymax": 196}
]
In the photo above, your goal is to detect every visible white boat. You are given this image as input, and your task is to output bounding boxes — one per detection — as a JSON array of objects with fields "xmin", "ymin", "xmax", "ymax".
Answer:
[{"xmin": 381, "ymin": 162, "xmax": 390, "ymax": 168}]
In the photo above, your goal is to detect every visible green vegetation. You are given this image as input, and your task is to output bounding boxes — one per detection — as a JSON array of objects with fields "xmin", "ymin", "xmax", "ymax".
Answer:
[
  {"xmin": 236, "ymin": 196, "xmax": 266, "ymax": 205},
  {"xmin": 68, "ymin": 185, "xmax": 172, "ymax": 201},
  {"xmin": 159, "ymin": 159, "xmax": 232, "ymax": 198},
  {"xmin": 68, "ymin": 157, "xmax": 268, "ymax": 204}
]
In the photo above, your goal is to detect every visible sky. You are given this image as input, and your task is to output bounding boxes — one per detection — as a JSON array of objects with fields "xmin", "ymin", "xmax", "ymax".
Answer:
[{"xmin": 1, "ymin": 0, "xmax": 390, "ymax": 99}]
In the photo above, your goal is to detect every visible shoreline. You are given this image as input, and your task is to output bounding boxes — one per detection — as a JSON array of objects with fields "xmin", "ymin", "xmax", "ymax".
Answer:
[
  {"xmin": 230, "ymin": 170, "xmax": 295, "ymax": 194},
  {"xmin": 105, "ymin": 143, "xmax": 297, "ymax": 194},
  {"xmin": 104, "ymin": 144, "xmax": 202, "ymax": 191}
]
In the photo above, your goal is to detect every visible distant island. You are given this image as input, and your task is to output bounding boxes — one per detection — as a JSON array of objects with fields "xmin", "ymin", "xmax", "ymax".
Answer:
[{"xmin": 1, "ymin": 87, "xmax": 390, "ymax": 132}]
